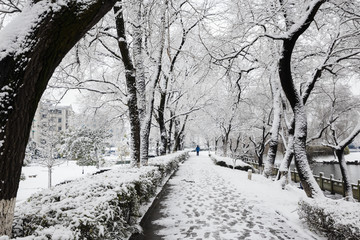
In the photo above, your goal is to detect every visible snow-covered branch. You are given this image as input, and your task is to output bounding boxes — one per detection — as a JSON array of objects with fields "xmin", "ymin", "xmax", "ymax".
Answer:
[{"xmin": 338, "ymin": 124, "xmax": 360, "ymax": 149}]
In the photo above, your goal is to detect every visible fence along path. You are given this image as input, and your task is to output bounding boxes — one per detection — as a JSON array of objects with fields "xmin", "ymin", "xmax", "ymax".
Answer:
[{"xmin": 245, "ymin": 159, "xmax": 360, "ymax": 201}]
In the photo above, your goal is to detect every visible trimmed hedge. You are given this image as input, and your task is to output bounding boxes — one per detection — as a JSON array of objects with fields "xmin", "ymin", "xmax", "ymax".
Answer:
[
  {"xmin": 210, "ymin": 154, "xmax": 254, "ymax": 172},
  {"xmin": 298, "ymin": 198, "xmax": 360, "ymax": 240},
  {"xmin": 12, "ymin": 152, "xmax": 189, "ymax": 239}
]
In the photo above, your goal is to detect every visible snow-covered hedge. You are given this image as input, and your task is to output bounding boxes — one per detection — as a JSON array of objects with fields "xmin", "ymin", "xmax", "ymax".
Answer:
[
  {"xmin": 12, "ymin": 151, "xmax": 189, "ymax": 240},
  {"xmin": 209, "ymin": 153, "xmax": 253, "ymax": 172},
  {"xmin": 298, "ymin": 198, "xmax": 360, "ymax": 240}
]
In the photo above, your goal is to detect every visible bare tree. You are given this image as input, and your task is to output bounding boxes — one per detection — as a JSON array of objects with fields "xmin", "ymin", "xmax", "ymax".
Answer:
[
  {"xmin": 268, "ymin": 0, "xmax": 326, "ymax": 198},
  {"xmin": 263, "ymin": 76, "xmax": 282, "ymax": 177},
  {"xmin": 309, "ymin": 79, "xmax": 360, "ymax": 200},
  {"xmin": 277, "ymin": 0, "xmax": 360, "ymax": 187},
  {"xmin": 114, "ymin": 1, "xmax": 141, "ymax": 167},
  {"xmin": 325, "ymin": 125, "xmax": 360, "ymax": 201}
]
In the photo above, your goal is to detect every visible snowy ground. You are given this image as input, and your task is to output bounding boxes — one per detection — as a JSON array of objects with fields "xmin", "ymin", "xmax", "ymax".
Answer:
[
  {"xmin": 151, "ymin": 152, "xmax": 325, "ymax": 240},
  {"xmin": 17, "ymin": 155, "xmax": 122, "ymax": 203}
]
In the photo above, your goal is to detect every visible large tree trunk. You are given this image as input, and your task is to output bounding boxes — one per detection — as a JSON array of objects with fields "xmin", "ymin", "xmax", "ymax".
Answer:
[
  {"xmin": 168, "ymin": 111, "xmax": 175, "ymax": 153},
  {"xmin": 335, "ymin": 149, "xmax": 353, "ymax": 200},
  {"xmin": 158, "ymin": 93, "xmax": 168, "ymax": 155},
  {"xmin": 278, "ymin": 132, "xmax": 294, "ymax": 184},
  {"xmin": 222, "ymin": 137, "xmax": 229, "ymax": 156},
  {"xmin": 328, "ymin": 125, "xmax": 360, "ymax": 201},
  {"xmin": 139, "ymin": 0, "xmax": 167, "ymax": 164},
  {"xmin": 173, "ymin": 115, "xmax": 188, "ymax": 152},
  {"xmin": 131, "ymin": 0, "xmax": 149, "ymax": 165},
  {"xmin": 277, "ymin": 1, "xmax": 325, "ymax": 198},
  {"xmin": 132, "ymin": 0, "xmax": 146, "ymax": 123},
  {"xmin": 172, "ymin": 117, "xmax": 179, "ymax": 152},
  {"xmin": 279, "ymin": 41, "xmax": 322, "ymax": 197},
  {"xmin": 215, "ymin": 137, "xmax": 219, "ymax": 153},
  {"xmin": 48, "ymin": 167, "xmax": 52, "ymax": 189},
  {"xmin": 0, "ymin": 0, "xmax": 117, "ymax": 236},
  {"xmin": 264, "ymin": 79, "xmax": 282, "ymax": 177},
  {"xmin": 114, "ymin": 3, "xmax": 141, "ymax": 167}
]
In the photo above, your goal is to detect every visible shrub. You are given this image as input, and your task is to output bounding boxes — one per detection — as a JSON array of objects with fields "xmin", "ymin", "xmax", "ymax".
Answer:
[
  {"xmin": 13, "ymin": 152, "xmax": 189, "ymax": 239},
  {"xmin": 298, "ymin": 198, "xmax": 360, "ymax": 240},
  {"xmin": 215, "ymin": 161, "xmax": 228, "ymax": 167},
  {"xmin": 234, "ymin": 165, "xmax": 253, "ymax": 172}
]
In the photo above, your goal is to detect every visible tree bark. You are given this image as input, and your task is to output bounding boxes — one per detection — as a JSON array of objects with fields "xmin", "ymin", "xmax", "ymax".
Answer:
[
  {"xmin": 215, "ymin": 137, "xmax": 219, "ymax": 153},
  {"xmin": 168, "ymin": 111, "xmax": 175, "ymax": 153},
  {"xmin": 278, "ymin": 132, "xmax": 294, "ymax": 181},
  {"xmin": 264, "ymin": 79, "xmax": 282, "ymax": 177},
  {"xmin": 132, "ymin": 0, "xmax": 146, "ymax": 123},
  {"xmin": 279, "ymin": 42, "xmax": 322, "ymax": 197},
  {"xmin": 222, "ymin": 137, "xmax": 229, "ymax": 156},
  {"xmin": 140, "ymin": 0, "xmax": 167, "ymax": 163},
  {"xmin": 131, "ymin": 0, "xmax": 148, "ymax": 165},
  {"xmin": 220, "ymin": 122, "xmax": 232, "ymax": 157},
  {"xmin": 157, "ymin": 92, "xmax": 168, "ymax": 155},
  {"xmin": 277, "ymin": 0, "xmax": 325, "ymax": 198},
  {"xmin": 48, "ymin": 166, "xmax": 52, "ymax": 189},
  {"xmin": 173, "ymin": 115, "xmax": 188, "ymax": 152},
  {"xmin": 335, "ymin": 149, "xmax": 353, "ymax": 200},
  {"xmin": 0, "ymin": 0, "xmax": 117, "ymax": 235},
  {"xmin": 114, "ymin": 3, "xmax": 141, "ymax": 167},
  {"xmin": 328, "ymin": 125, "xmax": 360, "ymax": 200},
  {"xmin": 172, "ymin": 116, "xmax": 179, "ymax": 152}
]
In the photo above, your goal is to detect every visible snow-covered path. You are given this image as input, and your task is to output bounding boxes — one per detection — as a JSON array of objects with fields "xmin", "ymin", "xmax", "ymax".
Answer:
[{"xmin": 144, "ymin": 152, "xmax": 323, "ymax": 240}]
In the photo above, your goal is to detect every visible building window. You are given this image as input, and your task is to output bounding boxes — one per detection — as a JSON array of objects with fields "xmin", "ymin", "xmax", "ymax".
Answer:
[
  {"xmin": 58, "ymin": 126, "xmax": 62, "ymax": 131},
  {"xmin": 58, "ymin": 118, "xmax": 62, "ymax": 123}
]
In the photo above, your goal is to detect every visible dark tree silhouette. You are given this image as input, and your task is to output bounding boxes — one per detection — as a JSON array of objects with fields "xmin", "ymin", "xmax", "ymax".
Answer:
[{"xmin": 0, "ymin": 0, "xmax": 117, "ymax": 235}]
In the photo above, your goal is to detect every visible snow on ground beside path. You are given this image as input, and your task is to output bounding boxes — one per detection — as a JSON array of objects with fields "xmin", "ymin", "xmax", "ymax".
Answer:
[
  {"xmin": 17, "ymin": 160, "xmax": 118, "ymax": 203},
  {"xmin": 153, "ymin": 152, "xmax": 325, "ymax": 240},
  {"xmin": 17, "ymin": 152, "xmax": 187, "ymax": 205},
  {"xmin": 12, "ymin": 152, "xmax": 188, "ymax": 239}
]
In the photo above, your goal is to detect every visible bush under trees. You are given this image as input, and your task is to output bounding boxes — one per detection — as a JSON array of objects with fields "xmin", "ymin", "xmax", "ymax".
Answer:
[
  {"xmin": 12, "ymin": 152, "xmax": 189, "ymax": 239},
  {"xmin": 298, "ymin": 198, "xmax": 360, "ymax": 240}
]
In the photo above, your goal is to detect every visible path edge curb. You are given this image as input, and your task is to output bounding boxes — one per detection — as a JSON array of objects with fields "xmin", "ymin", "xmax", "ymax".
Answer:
[{"xmin": 129, "ymin": 153, "xmax": 189, "ymax": 240}]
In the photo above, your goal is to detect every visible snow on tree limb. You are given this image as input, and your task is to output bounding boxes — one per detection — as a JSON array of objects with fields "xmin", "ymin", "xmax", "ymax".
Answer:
[
  {"xmin": 0, "ymin": 0, "xmax": 117, "ymax": 235},
  {"xmin": 338, "ymin": 124, "xmax": 360, "ymax": 149},
  {"xmin": 285, "ymin": 0, "xmax": 327, "ymax": 40}
]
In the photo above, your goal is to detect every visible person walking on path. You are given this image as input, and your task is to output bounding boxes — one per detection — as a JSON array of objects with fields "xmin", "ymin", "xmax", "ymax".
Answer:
[{"xmin": 195, "ymin": 145, "xmax": 200, "ymax": 156}]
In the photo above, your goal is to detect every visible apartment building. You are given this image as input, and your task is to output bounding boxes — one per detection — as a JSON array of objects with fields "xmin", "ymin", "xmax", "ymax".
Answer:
[{"xmin": 30, "ymin": 101, "xmax": 73, "ymax": 144}]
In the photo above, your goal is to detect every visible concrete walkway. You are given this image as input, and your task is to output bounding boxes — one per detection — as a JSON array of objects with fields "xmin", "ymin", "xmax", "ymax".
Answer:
[{"xmin": 131, "ymin": 152, "xmax": 323, "ymax": 240}]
